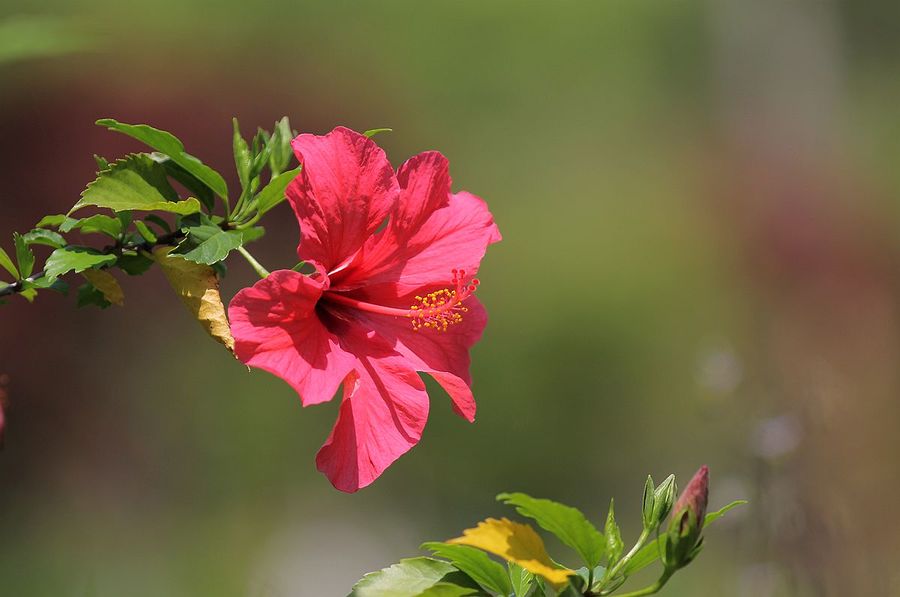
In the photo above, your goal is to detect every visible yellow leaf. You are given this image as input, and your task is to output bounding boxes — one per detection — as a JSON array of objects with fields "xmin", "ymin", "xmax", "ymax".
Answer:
[
  {"xmin": 152, "ymin": 247, "xmax": 235, "ymax": 353},
  {"xmin": 82, "ymin": 269, "xmax": 124, "ymax": 306},
  {"xmin": 448, "ymin": 518, "xmax": 573, "ymax": 585}
]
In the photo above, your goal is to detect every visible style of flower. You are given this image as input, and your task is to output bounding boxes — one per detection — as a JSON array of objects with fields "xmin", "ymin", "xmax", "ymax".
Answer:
[{"xmin": 228, "ymin": 127, "xmax": 501, "ymax": 492}]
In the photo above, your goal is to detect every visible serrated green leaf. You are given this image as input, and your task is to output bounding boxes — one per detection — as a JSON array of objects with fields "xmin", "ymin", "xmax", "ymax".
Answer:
[
  {"xmin": 35, "ymin": 214, "xmax": 67, "ymax": 229},
  {"xmin": 23, "ymin": 228, "xmax": 66, "ymax": 248},
  {"xmin": 73, "ymin": 154, "xmax": 201, "ymax": 216},
  {"xmin": 422, "ymin": 543, "xmax": 512, "ymax": 596},
  {"xmin": 350, "ymin": 557, "xmax": 457, "ymax": 597},
  {"xmin": 364, "ymin": 127, "xmax": 393, "ymax": 138},
  {"xmin": 604, "ymin": 500, "xmax": 623, "ymax": 566},
  {"xmin": 497, "ymin": 493, "xmax": 605, "ymax": 569},
  {"xmin": 255, "ymin": 166, "xmax": 301, "ymax": 217},
  {"xmin": 509, "ymin": 562, "xmax": 536, "ymax": 597},
  {"xmin": 61, "ymin": 214, "xmax": 122, "ymax": 238},
  {"xmin": 175, "ymin": 225, "xmax": 261, "ymax": 265},
  {"xmin": 44, "ymin": 247, "xmax": 116, "ymax": 283},
  {"xmin": 97, "ymin": 119, "xmax": 228, "ymax": 199},
  {"xmin": 0, "ymin": 246, "xmax": 18, "ymax": 278},
  {"xmin": 13, "ymin": 233, "xmax": 34, "ymax": 278},
  {"xmin": 134, "ymin": 220, "xmax": 158, "ymax": 243}
]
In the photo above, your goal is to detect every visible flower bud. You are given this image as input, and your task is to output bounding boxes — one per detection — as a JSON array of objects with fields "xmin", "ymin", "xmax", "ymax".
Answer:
[{"xmin": 664, "ymin": 465, "xmax": 709, "ymax": 570}]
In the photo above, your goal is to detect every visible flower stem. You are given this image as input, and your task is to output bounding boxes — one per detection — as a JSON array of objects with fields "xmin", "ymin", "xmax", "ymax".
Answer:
[
  {"xmin": 599, "ymin": 528, "xmax": 651, "ymax": 590},
  {"xmin": 612, "ymin": 570, "xmax": 673, "ymax": 597},
  {"xmin": 236, "ymin": 246, "xmax": 270, "ymax": 279}
]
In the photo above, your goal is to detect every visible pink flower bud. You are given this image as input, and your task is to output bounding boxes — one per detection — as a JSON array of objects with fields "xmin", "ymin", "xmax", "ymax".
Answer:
[{"xmin": 672, "ymin": 465, "xmax": 709, "ymax": 533}]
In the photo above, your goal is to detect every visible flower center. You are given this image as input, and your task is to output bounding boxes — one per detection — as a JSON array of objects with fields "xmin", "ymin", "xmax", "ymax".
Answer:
[{"xmin": 323, "ymin": 269, "xmax": 479, "ymax": 332}]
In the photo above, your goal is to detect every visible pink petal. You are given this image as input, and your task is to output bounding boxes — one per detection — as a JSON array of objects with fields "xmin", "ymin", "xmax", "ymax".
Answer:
[
  {"xmin": 334, "ymin": 189, "xmax": 501, "ymax": 296},
  {"xmin": 315, "ymin": 353, "xmax": 429, "ymax": 492},
  {"xmin": 228, "ymin": 270, "xmax": 356, "ymax": 406},
  {"xmin": 287, "ymin": 127, "xmax": 399, "ymax": 272},
  {"xmin": 333, "ymin": 295, "xmax": 488, "ymax": 423}
]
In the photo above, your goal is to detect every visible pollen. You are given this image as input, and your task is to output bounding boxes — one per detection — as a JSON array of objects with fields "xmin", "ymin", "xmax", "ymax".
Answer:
[{"xmin": 409, "ymin": 269, "xmax": 480, "ymax": 332}]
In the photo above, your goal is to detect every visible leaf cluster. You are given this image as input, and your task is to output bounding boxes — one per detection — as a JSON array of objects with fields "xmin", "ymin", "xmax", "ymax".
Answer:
[
  {"xmin": 349, "ymin": 474, "xmax": 745, "ymax": 597},
  {"xmin": 0, "ymin": 116, "xmax": 303, "ymax": 344}
]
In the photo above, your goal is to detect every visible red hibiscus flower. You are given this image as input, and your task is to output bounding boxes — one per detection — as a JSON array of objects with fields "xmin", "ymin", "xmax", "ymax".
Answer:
[{"xmin": 228, "ymin": 127, "xmax": 501, "ymax": 492}]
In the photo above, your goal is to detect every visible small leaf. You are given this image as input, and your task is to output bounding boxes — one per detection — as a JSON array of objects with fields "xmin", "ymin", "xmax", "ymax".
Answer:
[
  {"xmin": 415, "ymin": 583, "xmax": 478, "ymax": 597},
  {"xmin": 61, "ymin": 214, "xmax": 122, "ymax": 238},
  {"xmin": 76, "ymin": 282, "xmax": 111, "ymax": 309},
  {"xmin": 364, "ymin": 127, "xmax": 393, "ymax": 138},
  {"xmin": 73, "ymin": 154, "xmax": 201, "ymax": 216},
  {"xmin": 508, "ymin": 562, "xmax": 536, "ymax": 597},
  {"xmin": 94, "ymin": 154, "xmax": 109, "ymax": 170},
  {"xmin": 703, "ymin": 500, "xmax": 748, "ymax": 527},
  {"xmin": 0, "ymin": 246, "xmax": 18, "ymax": 279},
  {"xmin": 497, "ymin": 492, "xmax": 605, "ymax": 568},
  {"xmin": 97, "ymin": 119, "xmax": 228, "ymax": 199},
  {"xmin": 13, "ymin": 233, "xmax": 34, "ymax": 278},
  {"xmin": 446, "ymin": 518, "xmax": 573, "ymax": 585},
  {"xmin": 81, "ymin": 269, "xmax": 124, "ymax": 306},
  {"xmin": 349, "ymin": 557, "xmax": 457, "ymax": 597},
  {"xmin": 604, "ymin": 500, "xmax": 623, "ymax": 566},
  {"xmin": 152, "ymin": 247, "xmax": 235, "ymax": 353},
  {"xmin": 43, "ymin": 247, "xmax": 116, "ymax": 283},
  {"xmin": 32, "ymin": 276, "xmax": 69, "ymax": 294},
  {"xmin": 175, "ymin": 225, "xmax": 245, "ymax": 265},
  {"xmin": 117, "ymin": 253, "xmax": 154, "ymax": 276},
  {"xmin": 255, "ymin": 166, "xmax": 301, "ymax": 217},
  {"xmin": 134, "ymin": 220, "xmax": 158, "ymax": 243},
  {"xmin": 35, "ymin": 214, "xmax": 67, "ymax": 229},
  {"xmin": 422, "ymin": 543, "xmax": 512, "ymax": 596},
  {"xmin": 22, "ymin": 229, "xmax": 66, "ymax": 248}
]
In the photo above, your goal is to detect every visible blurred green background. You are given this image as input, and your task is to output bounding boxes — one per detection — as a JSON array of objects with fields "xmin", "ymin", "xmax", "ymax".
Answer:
[{"xmin": 2, "ymin": 1, "xmax": 900, "ymax": 595}]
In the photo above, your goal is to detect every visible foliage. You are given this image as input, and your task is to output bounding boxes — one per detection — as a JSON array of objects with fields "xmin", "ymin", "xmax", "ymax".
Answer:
[{"xmin": 349, "ymin": 469, "xmax": 745, "ymax": 597}]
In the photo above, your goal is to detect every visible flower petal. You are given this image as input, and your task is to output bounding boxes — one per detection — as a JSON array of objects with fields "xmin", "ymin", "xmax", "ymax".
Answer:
[
  {"xmin": 315, "ymin": 353, "xmax": 429, "ymax": 492},
  {"xmin": 228, "ymin": 270, "xmax": 355, "ymax": 406},
  {"xmin": 334, "ymin": 190, "xmax": 501, "ymax": 296},
  {"xmin": 287, "ymin": 127, "xmax": 399, "ymax": 272}
]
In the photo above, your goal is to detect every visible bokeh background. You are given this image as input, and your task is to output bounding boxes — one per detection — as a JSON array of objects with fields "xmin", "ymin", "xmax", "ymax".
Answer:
[{"xmin": 2, "ymin": 1, "xmax": 899, "ymax": 595}]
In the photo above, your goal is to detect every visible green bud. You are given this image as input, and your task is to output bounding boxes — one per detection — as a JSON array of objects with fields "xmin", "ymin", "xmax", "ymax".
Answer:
[
  {"xmin": 652, "ymin": 474, "xmax": 677, "ymax": 526},
  {"xmin": 641, "ymin": 475, "xmax": 656, "ymax": 529}
]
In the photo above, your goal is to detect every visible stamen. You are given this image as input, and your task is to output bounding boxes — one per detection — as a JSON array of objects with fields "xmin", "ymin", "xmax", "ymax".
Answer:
[{"xmin": 409, "ymin": 269, "xmax": 478, "ymax": 332}]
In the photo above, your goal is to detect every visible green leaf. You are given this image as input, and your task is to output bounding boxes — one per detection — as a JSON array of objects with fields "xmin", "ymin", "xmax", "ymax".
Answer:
[
  {"xmin": 44, "ymin": 247, "xmax": 116, "ymax": 283},
  {"xmin": 22, "ymin": 229, "xmax": 66, "ymax": 248},
  {"xmin": 0, "ymin": 246, "xmax": 18, "ymax": 279},
  {"xmin": 61, "ymin": 214, "xmax": 122, "ymax": 238},
  {"xmin": 18, "ymin": 280, "xmax": 37, "ymax": 302},
  {"xmin": 116, "ymin": 253, "xmax": 154, "ymax": 276},
  {"xmin": 414, "ymin": 583, "xmax": 478, "ymax": 597},
  {"xmin": 604, "ymin": 500, "xmax": 623, "ymax": 566},
  {"xmin": 175, "ymin": 225, "xmax": 245, "ymax": 265},
  {"xmin": 32, "ymin": 276, "xmax": 69, "ymax": 294},
  {"xmin": 134, "ymin": 220, "xmax": 158, "ymax": 243},
  {"xmin": 76, "ymin": 282, "xmax": 111, "ymax": 309},
  {"xmin": 35, "ymin": 214, "xmax": 67, "ymax": 229},
  {"xmin": 96, "ymin": 119, "xmax": 228, "ymax": 199},
  {"xmin": 144, "ymin": 214, "xmax": 173, "ymax": 234},
  {"xmin": 349, "ymin": 557, "xmax": 457, "ymax": 597},
  {"xmin": 422, "ymin": 543, "xmax": 512, "ymax": 596},
  {"xmin": 152, "ymin": 154, "xmax": 216, "ymax": 212},
  {"xmin": 497, "ymin": 493, "xmax": 605, "ymax": 569},
  {"xmin": 255, "ymin": 166, "xmax": 301, "ymax": 217},
  {"xmin": 509, "ymin": 562, "xmax": 536, "ymax": 597},
  {"xmin": 364, "ymin": 127, "xmax": 393, "ymax": 138},
  {"xmin": 232, "ymin": 118, "xmax": 251, "ymax": 189},
  {"xmin": 621, "ymin": 500, "xmax": 748, "ymax": 576},
  {"xmin": 94, "ymin": 154, "xmax": 110, "ymax": 170},
  {"xmin": 73, "ymin": 154, "xmax": 201, "ymax": 216},
  {"xmin": 13, "ymin": 233, "xmax": 34, "ymax": 278}
]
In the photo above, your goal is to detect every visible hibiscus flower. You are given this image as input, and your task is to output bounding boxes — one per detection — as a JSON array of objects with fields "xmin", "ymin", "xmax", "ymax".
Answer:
[{"xmin": 228, "ymin": 127, "xmax": 501, "ymax": 492}]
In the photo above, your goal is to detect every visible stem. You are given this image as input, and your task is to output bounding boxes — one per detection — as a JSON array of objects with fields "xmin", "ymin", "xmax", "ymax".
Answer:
[
  {"xmin": 236, "ymin": 246, "xmax": 269, "ymax": 279},
  {"xmin": 598, "ymin": 529, "xmax": 651, "ymax": 591},
  {"xmin": 612, "ymin": 570, "xmax": 673, "ymax": 597}
]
